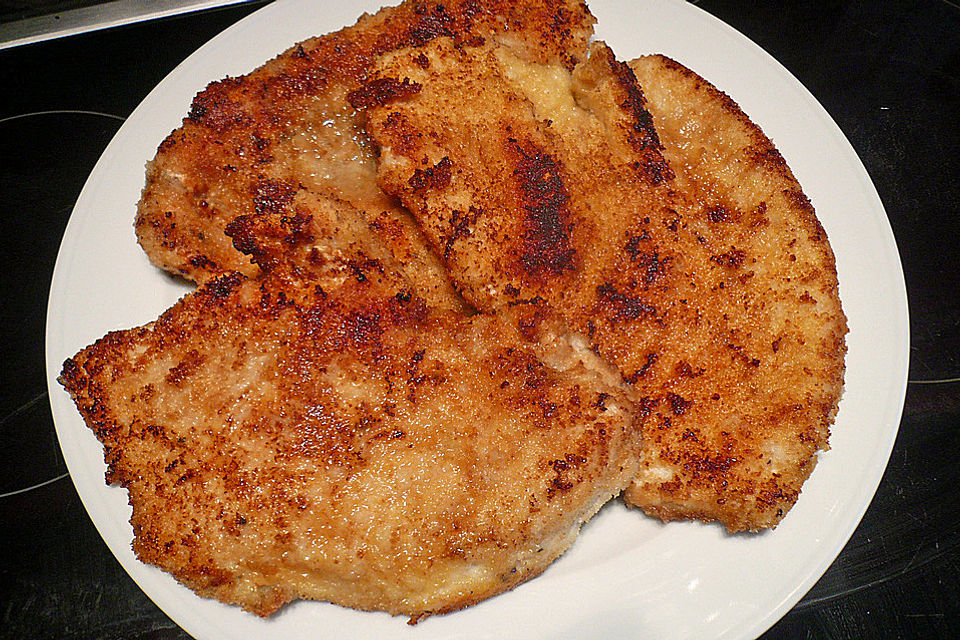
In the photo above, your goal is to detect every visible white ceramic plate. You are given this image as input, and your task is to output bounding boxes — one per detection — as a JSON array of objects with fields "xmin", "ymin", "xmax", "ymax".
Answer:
[{"xmin": 45, "ymin": 1, "xmax": 909, "ymax": 638}]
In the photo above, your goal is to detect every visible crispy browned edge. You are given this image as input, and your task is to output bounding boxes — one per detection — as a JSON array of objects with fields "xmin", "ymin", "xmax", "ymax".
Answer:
[
  {"xmin": 623, "ymin": 54, "xmax": 848, "ymax": 531},
  {"xmin": 135, "ymin": 0, "xmax": 596, "ymax": 285}
]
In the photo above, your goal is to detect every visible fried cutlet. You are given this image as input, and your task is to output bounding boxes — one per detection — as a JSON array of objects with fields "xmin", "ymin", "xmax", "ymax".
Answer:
[
  {"xmin": 135, "ymin": 0, "xmax": 596, "ymax": 314},
  {"xmin": 358, "ymin": 38, "xmax": 845, "ymax": 530},
  {"xmin": 59, "ymin": 255, "xmax": 641, "ymax": 619},
  {"xmin": 622, "ymin": 54, "xmax": 847, "ymax": 528},
  {"xmin": 360, "ymin": 37, "xmax": 682, "ymax": 369}
]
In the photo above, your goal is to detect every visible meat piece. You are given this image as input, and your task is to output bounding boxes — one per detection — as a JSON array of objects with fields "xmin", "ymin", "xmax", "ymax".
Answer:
[
  {"xmin": 361, "ymin": 37, "xmax": 682, "ymax": 386},
  {"xmin": 623, "ymin": 55, "xmax": 846, "ymax": 530},
  {"xmin": 360, "ymin": 39, "xmax": 846, "ymax": 530},
  {"xmin": 59, "ymin": 259, "xmax": 640, "ymax": 619},
  {"xmin": 135, "ymin": 0, "xmax": 596, "ymax": 315}
]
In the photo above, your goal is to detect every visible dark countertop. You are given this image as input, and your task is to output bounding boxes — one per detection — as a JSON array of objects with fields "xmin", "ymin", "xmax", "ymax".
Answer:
[{"xmin": 1, "ymin": 1, "xmax": 957, "ymax": 638}]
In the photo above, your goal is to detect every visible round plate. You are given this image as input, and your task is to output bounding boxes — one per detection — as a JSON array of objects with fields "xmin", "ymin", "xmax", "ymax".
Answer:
[{"xmin": 45, "ymin": 0, "xmax": 909, "ymax": 638}]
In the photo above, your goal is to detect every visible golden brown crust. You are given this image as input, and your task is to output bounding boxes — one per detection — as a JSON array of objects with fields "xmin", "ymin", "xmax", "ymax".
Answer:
[
  {"xmin": 621, "ymin": 55, "xmax": 847, "ymax": 530},
  {"xmin": 63, "ymin": 3, "xmax": 849, "ymax": 624},
  {"xmin": 60, "ymin": 264, "xmax": 640, "ymax": 618},
  {"xmin": 364, "ymin": 38, "xmax": 678, "ymax": 323},
  {"xmin": 361, "ymin": 40, "xmax": 846, "ymax": 531},
  {"xmin": 135, "ymin": 0, "xmax": 595, "ymax": 313},
  {"xmin": 362, "ymin": 37, "xmax": 692, "ymax": 395}
]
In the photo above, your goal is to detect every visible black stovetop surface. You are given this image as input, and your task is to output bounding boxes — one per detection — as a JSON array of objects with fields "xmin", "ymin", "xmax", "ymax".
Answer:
[{"xmin": 1, "ymin": 1, "xmax": 958, "ymax": 638}]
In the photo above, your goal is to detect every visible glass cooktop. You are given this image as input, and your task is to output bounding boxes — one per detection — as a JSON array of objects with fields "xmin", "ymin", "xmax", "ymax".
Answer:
[{"xmin": 0, "ymin": 0, "xmax": 256, "ymax": 49}]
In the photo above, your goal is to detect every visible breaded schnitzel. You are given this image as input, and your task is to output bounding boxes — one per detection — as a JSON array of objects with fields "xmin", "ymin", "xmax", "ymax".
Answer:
[
  {"xmin": 61, "ymin": 2, "xmax": 849, "ymax": 628},
  {"xmin": 623, "ymin": 55, "xmax": 847, "ymax": 529},
  {"xmin": 135, "ymin": 0, "xmax": 596, "ymax": 314},
  {"xmin": 59, "ymin": 257, "xmax": 640, "ymax": 619},
  {"xmin": 361, "ymin": 37, "xmax": 682, "ymax": 378},
  {"xmin": 67, "ymin": 0, "xmax": 648, "ymax": 619},
  {"xmin": 359, "ymin": 39, "xmax": 845, "ymax": 530}
]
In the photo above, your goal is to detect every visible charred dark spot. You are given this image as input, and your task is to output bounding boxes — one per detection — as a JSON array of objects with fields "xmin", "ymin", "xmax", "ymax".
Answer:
[
  {"xmin": 706, "ymin": 204, "xmax": 738, "ymax": 223},
  {"xmin": 747, "ymin": 144, "xmax": 789, "ymax": 173},
  {"xmin": 257, "ymin": 289, "xmax": 294, "ymax": 312},
  {"xmin": 414, "ymin": 52, "xmax": 430, "ymax": 68},
  {"xmin": 630, "ymin": 250, "xmax": 672, "ymax": 287},
  {"xmin": 345, "ymin": 311, "xmax": 383, "ymax": 348},
  {"xmin": 636, "ymin": 396, "xmax": 659, "ymax": 419},
  {"xmin": 405, "ymin": 3, "xmax": 456, "ymax": 46},
  {"xmin": 596, "ymin": 283, "xmax": 656, "ymax": 323},
  {"xmin": 786, "ymin": 188, "xmax": 819, "ymax": 224},
  {"xmin": 165, "ymin": 350, "xmax": 205, "ymax": 387},
  {"xmin": 624, "ymin": 232, "xmax": 651, "ymax": 259},
  {"xmin": 634, "ymin": 154, "xmax": 675, "ymax": 185},
  {"xmin": 751, "ymin": 200, "xmax": 770, "ymax": 225},
  {"xmin": 389, "ymin": 293, "xmax": 429, "ymax": 328},
  {"xmin": 510, "ymin": 140, "xmax": 576, "ymax": 279},
  {"xmin": 682, "ymin": 453, "xmax": 737, "ymax": 477},
  {"xmin": 408, "ymin": 156, "xmax": 452, "ymax": 193},
  {"xmin": 347, "ymin": 77, "xmax": 422, "ymax": 110},
  {"xmin": 604, "ymin": 54, "xmax": 674, "ymax": 184},
  {"xmin": 188, "ymin": 254, "xmax": 216, "ymax": 270},
  {"xmin": 675, "ymin": 360, "xmax": 703, "ymax": 378},
  {"xmin": 442, "ymin": 205, "xmax": 479, "ymax": 258},
  {"xmin": 206, "ymin": 272, "xmax": 244, "ymax": 299},
  {"xmin": 249, "ymin": 133, "xmax": 272, "ymax": 163},
  {"xmin": 547, "ymin": 453, "xmax": 587, "ymax": 497},
  {"xmin": 606, "ymin": 56, "xmax": 655, "ymax": 149},
  {"xmin": 506, "ymin": 295, "xmax": 546, "ymax": 308},
  {"xmin": 550, "ymin": 454, "xmax": 585, "ymax": 472},
  {"xmin": 452, "ymin": 33, "xmax": 486, "ymax": 51},
  {"xmin": 280, "ymin": 213, "xmax": 313, "ymax": 245},
  {"xmin": 666, "ymin": 392, "xmax": 693, "ymax": 415},
  {"xmin": 373, "ymin": 428, "xmax": 406, "ymax": 441},
  {"xmin": 728, "ymin": 343, "xmax": 761, "ymax": 368},
  {"xmin": 305, "ymin": 248, "xmax": 327, "ymax": 266},
  {"xmin": 187, "ymin": 78, "xmax": 251, "ymax": 132},
  {"xmin": 345, "ymin": 256, "xmax": 386, "ymax": 283},
  {"xmin": 407, "ymin": 349, "xmax": 427, "ymax": 389},
  {"xmin": 625, "ymin": 352, "xmax": 658, "ymax": 384},
  {"xmin": 757, "ymin": 485, "xmax": 796, "ymax": 507},
  {"xmin": 157, "ymin": 132, "xmax": 183, "ymax": 154},
  {"xmin": 547, "ymin": 7, "xmax": 581, "ymax": 67},
  {"xmin": 538, "ymin": 399, "xmax": 559, "ymax": 419},
  {"xmin": 514, "ymin": 304, "xmax": 549, "ymax": 342},
  {"xmin": 592, "ymin": 392, "xmax": 610, "ymax": 411},
  {"xmin": 711, "ymin": 249, "xmax": 747, "ymax": 268},
  {"xmin": 174, "ymin": 469, "xmax": 196, "ymax": 487}
]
